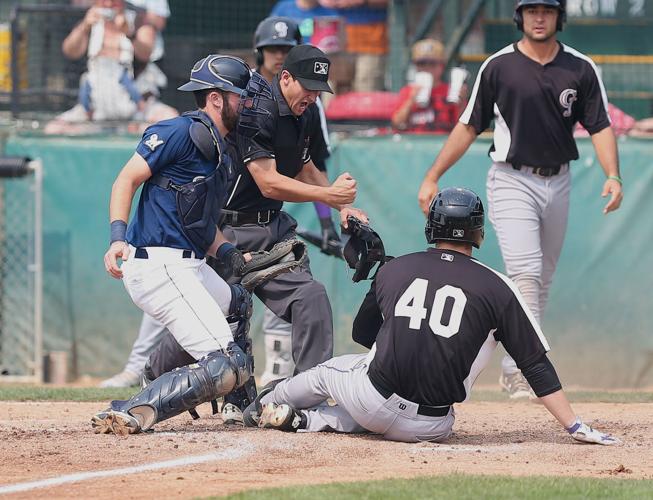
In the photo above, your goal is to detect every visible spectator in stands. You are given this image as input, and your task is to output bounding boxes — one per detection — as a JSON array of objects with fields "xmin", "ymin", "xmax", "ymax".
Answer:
[
  {"xmin": 270, "ymin": 0, "xmax": 337, "ymax": 44},
  {"xmin": 391, "ymin": 39, "xmax": 465, "ymax": 134},
  {"xmin": 44, "ymin": 0, "xmax": 175, "ymax": 135}
]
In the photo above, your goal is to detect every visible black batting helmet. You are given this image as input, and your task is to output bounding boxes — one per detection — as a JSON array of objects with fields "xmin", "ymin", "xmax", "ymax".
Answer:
[
  {"xmin": 425, "ymin": 187, "xmax": 485, "ymax": 248},
  {"xmin": 178, "ymin": 55, "xmax": 252, "ymax": 95},
  {"xmin": 513, "ymin": 0, "xmax": 566, "ymax": 32},
  {"xmin": 254, "ymin": 17, "xmax": 302, "ymax": 67}
]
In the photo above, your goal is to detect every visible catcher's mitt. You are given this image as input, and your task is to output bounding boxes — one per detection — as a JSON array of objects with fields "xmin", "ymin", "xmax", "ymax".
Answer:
[{"xmin": 240, "ymin": 238, "xmax": 307, "ymax": 291}]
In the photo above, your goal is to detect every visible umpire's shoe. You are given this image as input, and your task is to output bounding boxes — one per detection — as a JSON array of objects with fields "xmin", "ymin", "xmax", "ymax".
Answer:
[
  {"xmin": 258, "ymin": 402, "xmax": 307, "ymax": 432},
  {"xmin": 91, "ymin": 409, "xmax": 141, "ymax": 435},
  {"xmin": 243, "ymin": 378, "xmax": 285, "ymax": 427}
]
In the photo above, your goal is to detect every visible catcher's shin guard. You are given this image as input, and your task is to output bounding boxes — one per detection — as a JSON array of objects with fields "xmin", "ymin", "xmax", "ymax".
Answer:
[
  {"xmin": 224, "ymin": 284, "xmax": 257, "ymax": 410},
  {"xmin": 110, "ymin": 343, "xmax": 252, "ymax": 431}
]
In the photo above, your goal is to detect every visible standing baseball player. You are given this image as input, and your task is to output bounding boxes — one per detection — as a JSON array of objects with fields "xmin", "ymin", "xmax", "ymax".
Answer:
[
  {"xmin": 217, "ymin": 44, "xmax": 366, "ymax": 420},
  {"xmin": 243, "ymin": 187, "xmax": 619, "ymax": 446},
  {"xmin": 252, "ymin": 16, "xmax": 340, "ymax": 386},
  {"xmin": 93, "ymin": 55, "xmax": 257, "ymax": 434},
  {"xmin": 417, "ymin": 0, "xmax": 623, "ymax": 398}
]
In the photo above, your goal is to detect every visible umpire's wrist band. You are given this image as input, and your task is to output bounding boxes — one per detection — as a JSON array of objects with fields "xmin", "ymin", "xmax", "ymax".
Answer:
[
  {"xmin": 608, "ymin": 175, "xmax": 623, "ymax": 185},
  {"xmin": 110, "ymin": 220, "xmax": 128, "ymax": 244}
]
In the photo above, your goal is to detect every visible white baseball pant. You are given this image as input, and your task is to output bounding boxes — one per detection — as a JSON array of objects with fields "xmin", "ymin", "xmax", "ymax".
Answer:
[
  {"xmin": 487, "ymin": 162, "xmax": 571, "ymax": 375},
  {"xmin": 121, "ymin": 246, "xmax": 233, "ymax": 359},
  {"xmin": 261, "ymin": 351, "xmax": 455, "ymax": 443}
]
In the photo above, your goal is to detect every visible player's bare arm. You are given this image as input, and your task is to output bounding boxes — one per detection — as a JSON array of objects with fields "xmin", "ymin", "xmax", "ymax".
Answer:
[
  {"xmin": 418, "ymin": 122, "xmax": 477, "ymax": 214},
  {"xmin": 590, "ymin": 126, "xmax": 623, "ymax": 214},
  {"xmin": 247, "ymin": 157, "xmax": 357, "ymax": 209},
  {"xmin": 104, "ymin": 152, "xmax": 151, "ymax": 279}
]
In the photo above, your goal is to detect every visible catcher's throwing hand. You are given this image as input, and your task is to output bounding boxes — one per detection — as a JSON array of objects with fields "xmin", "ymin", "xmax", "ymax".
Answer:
[
  {"xmin": 104, "ymin": 241, "xmax": 130, "ymax": 279},
  {"xmin": 567, "ymin": 418, "xmax": 621, "ymax": 445},
  {"xmin": 339, "ymin": 206, "xmax": 368, "ymax": 229},
  {"xmin": 418, "ymin": 180, "xmax": 439, "ymax": 216},
  {"xmin": 601, "ymin": 178, "xmax": 623, "ymax": 214}
]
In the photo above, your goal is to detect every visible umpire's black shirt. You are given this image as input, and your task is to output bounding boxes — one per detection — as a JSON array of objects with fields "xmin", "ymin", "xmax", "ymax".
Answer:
[
  {"xmin": 353, "ymin": 248, "xmax": 552, "ymax": 406},
  {"xmin": 225, "ymin": 75, "xmax": 329, "ymax": 212},
  {"xmin": 461, "ymin": 42, "xmax": 611, "ymax": 167}
]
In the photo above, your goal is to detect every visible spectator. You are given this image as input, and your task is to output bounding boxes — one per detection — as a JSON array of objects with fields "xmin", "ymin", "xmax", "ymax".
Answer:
[
  {"xmin": 320, "ymin": 0, "xmax": 388, "ymax": 92},
  {"xmin": 44, "ymin": 0, "xmax": 175, "ymax": 135},
  {"xmin": 391, "ymin": 39, "xmax": 465, "ymax": 134},
  {"xmin": 270, "ymin": 0, "xmax": 337, "ymax": 44}
]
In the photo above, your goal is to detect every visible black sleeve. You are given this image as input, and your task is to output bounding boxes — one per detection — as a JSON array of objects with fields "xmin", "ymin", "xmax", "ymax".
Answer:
[
  {"xmin": 237, "ymin": 98, "xmax": 278, "ymax": 164},
  {"xmin": 459, "ymin": 60, "xmax": 495, "ymax": 134},
  {"xmin": 495, "ymin": 293, "xmax": 549, "ymax": 370},
  {"xmin": 577, "ymin": 61, "xmax": 611, "ymax": 135},
  {"xmin": 306, "ymin": 105, "xmax": 329, "ymax": 167},
  {"xmin": 521, "ymin": 354, "xmax": 562, "ymax": 398},
  {"xmin": 352, "ymin": 280, "xmax": 383, "ymax": 349}
]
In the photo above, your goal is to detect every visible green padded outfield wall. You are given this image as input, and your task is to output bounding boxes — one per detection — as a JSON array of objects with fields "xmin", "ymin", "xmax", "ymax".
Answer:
[{"xmin": 4, "ymin": 134, "xmax": 653, "ymax": 387}]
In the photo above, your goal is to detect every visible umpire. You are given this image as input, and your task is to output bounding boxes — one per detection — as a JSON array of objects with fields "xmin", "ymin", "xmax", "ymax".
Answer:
[{"xmin": 221, "ymin": 44, "xmax": 367, "ymax": 376}]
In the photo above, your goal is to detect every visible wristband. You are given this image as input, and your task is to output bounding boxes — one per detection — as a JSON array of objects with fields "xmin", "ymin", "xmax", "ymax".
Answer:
[
  {"xmin": 216, "ymin": 242, "xmax": 236, "ymax": 261},
  {"xmin": 607, "ymin": 175, "xmax": 622, "ymax": 185},
  {"xmin": 110, "ymin": 220, "xmax": 127, "ymax": 244}
]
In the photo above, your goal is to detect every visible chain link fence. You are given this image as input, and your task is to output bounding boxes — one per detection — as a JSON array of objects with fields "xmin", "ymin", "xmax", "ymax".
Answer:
[{"xmin": 0, "ymin": 157, "xmax": 42, "ymax": 382}]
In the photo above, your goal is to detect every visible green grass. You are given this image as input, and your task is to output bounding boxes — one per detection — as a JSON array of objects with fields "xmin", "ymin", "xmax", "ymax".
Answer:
[
  {"xmin": 0, "ymin": 385, "xmax": 137, "ymax": 402},
  {"xmin": 220, "ymin": 475, "xmax": 653, "ymax": 500},
  {"xmin": 0, "ymin": 385, "xmax": 651, "ymax": 403}
]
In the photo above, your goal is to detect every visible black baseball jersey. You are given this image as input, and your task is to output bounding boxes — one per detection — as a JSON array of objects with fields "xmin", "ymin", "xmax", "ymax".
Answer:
[
  {"xmin": 225, "ymin": 74, "xmax": 329, "ymax": 212},
  {"xmin": 461, "ymin": 42, "xmax": 610, "ymax": 168},
  {"xmin": 354, "ymin": 248, "xmax": 551, "ymax": 406}
]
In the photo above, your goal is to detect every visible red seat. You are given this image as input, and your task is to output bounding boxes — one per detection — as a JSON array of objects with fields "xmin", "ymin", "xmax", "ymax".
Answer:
[{"xmin": 325, "ymin": 91, "xmax": 401, "ymax": 121}]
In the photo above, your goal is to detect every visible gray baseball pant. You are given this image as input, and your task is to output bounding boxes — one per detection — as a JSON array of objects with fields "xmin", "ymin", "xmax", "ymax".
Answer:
[
  {"xmin": 221, "ymin": 211, "xmax": 333, "ymax": 373},
  {"xmin": 124, "ymin": 313, "xmax": 168, "ymax": 376},
  {"xmin": 487, "ymin": 162, "xmax": 571, "ymax": 375},
  {"xmin": 261, "ymin": 352, "xmax": 455, "ymax": 443}
]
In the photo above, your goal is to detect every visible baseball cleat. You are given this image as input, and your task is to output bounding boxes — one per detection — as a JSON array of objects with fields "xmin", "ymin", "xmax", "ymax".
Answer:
[
  {"xmin": 258, "ymin": 402, "xmax": 306, "ymax": 432},
  {"xmin": 243, "ymin": 378, "xmax": 285, "ymax": 427},
  {"xmin": 91, "ymin": 410, "xmax": 142, "ymax": 435},
  {"xmin": 99, "ymin": 369, "xmax": 141, "ymax": 388},
  {"xmin": 221, "ymin": 402, "xmax": 244, "ymax": 426},
  {"xmin": 499, "ymin": 372, "xmax": 536, "ymax": 400}
]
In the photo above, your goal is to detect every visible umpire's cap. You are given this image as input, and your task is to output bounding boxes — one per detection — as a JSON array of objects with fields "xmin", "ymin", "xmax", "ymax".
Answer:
[
  {"xmin": 254, "ymin": 16, "xmax": 302, "ymax": 49},
  {"xmin": 425, "ymin": 187, "xmax": 484, "ymax": 248},
  {"xmin": 178, "ymin": 55, "xmax": 252, "ymax": 95},
  {"xmin": 282, "ymin": 45, "xmax": 333, "ymax": 93}
]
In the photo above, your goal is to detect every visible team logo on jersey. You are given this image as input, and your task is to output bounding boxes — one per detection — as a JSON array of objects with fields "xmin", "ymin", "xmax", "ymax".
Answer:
[
  {"xmin": 441, "ymin": 253, "xmax": 454, "ymax": 262},
  {"xmin": 314, "ymin": 62, "xmax": 329, "ymax": 75},
  {"xmin": 559, "ymin": 89, "xmax": 578, "ymax": 118},
  {"xmin": 274, "ymin": 22, "xmax": 288, "ymax": 38},
  {"xmin": 144, "ymin": 134, "xmax": 164, "ymax": 151},
  {"xmin": 452, "ymin": 229, "xmax": 465, "ymax": 238}
]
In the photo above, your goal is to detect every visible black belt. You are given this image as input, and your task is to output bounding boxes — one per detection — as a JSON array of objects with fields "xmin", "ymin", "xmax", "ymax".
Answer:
[
  {"xmin": 511, "ymin": 163, "xmax": 563, "ymax": 177},
  {"xmin": 134, "ymin": 248, "xmax": 193, "ymax": 259},
  {"xmin": 221, "ymin": 209, "xmax": 279, "ymax": 226},
  {"xmin": 369, "ymin": 376, "xmax": 451, "ymax": 417}
]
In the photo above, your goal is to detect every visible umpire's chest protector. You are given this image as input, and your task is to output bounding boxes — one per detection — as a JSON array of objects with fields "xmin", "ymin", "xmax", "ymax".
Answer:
[{"xmin": 150, "ymin": 111, "xmax": 233, "ymax": 252}]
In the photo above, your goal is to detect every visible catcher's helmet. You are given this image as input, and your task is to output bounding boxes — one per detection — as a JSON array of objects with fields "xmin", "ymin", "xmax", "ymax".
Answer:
[
  {"xmin": 513, "ymin": 0, "xmax": 566, "ymax": 32},
  {"xmin": 178, "ymin": 55, "xmax": 252, "ymax": 95},
  {"xmin": 425, "ymin": 187, "xmax": 485, "ymax": 248}
]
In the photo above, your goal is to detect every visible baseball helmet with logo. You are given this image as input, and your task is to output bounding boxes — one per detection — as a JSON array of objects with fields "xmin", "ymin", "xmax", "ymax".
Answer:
[
  {"xmin": 178, "ymin": 55, "xmax": 252, "ymax": 95},
  {"xmin": 254, "ymin": 17, "xmax": 302, "ymax": 66},
  {"xmin": 425, "ymin": 187, "xmax": 485, "ymax": 248},
  {"xmin": 513, "ymin": 0, "xmax": 566, "ymax": 32}
]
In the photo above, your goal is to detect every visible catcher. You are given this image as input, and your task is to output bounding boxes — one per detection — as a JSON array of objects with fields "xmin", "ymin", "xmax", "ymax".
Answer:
[{"xmin": 243, "ymin": 189, "xmax": 620, "ymax": 446}]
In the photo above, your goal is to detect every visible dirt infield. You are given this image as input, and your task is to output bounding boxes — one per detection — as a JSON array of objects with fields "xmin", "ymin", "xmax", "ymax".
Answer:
[{"xmin": 1, "ymin": 399, "xmax": 651, "ymax": 498}]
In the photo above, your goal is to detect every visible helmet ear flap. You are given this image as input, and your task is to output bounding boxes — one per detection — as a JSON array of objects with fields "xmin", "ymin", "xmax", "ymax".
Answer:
[
  {"xmin": 513, "ymin": 8, "xmax": 524, "ymax": 31},
  {"xmin": 255, "ymin": 49, "xmax": 264, "ymax": 68}
]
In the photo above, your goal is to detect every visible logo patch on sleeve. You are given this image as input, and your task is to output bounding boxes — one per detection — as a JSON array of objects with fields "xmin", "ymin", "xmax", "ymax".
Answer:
[{"xmin": 144, "ymin": 134, "xmax": 164, "ymax": 151}]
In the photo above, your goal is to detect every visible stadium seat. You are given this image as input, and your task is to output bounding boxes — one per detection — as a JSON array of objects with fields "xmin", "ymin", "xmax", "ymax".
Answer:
[{"xmin": 325, "ymin": 91, "xmax": 401, "ymax": 125}]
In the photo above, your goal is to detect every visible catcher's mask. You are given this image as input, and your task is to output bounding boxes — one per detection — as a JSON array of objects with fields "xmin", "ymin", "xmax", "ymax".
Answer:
[
  {"xmin": 178, "ymin": 55, "xmax": 252, "ymax": 95},
  {"xmin": 425, "ymin": 187, "xmax": 485, "ymax": 249},
  {"xmin": 342, "ymin": 216, "xmax": 388, "ymax": 282},
  {"xmin": 513, "ymin": 0, "xmax": 566, "ymax": 32}
]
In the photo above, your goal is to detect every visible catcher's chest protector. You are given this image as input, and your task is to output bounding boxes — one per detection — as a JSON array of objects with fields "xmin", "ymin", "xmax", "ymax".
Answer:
[{"xmin": 149, "ymin": 111, "xmax": 233, "ymax": 252}]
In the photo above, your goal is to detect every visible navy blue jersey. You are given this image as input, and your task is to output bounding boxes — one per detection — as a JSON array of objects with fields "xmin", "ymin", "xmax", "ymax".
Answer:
[{"xmin": 127, "ymin": 116, "xmax": 225, "ymax": 257}]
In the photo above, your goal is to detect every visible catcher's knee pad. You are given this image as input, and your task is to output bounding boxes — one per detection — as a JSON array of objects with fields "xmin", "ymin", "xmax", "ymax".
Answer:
[
  {"xmin": 111, "ymin": 343, "xmax": 252, "ymax": 431},
  {"xmin": 223, "ymin": 376, "xmax": 258, "ymax": 411}
]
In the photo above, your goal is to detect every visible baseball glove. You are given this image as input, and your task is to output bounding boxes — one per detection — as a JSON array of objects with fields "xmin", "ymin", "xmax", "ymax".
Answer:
[
  {"xmin": 566, "ymin": 417, "xmax": 621, "ymax": 445},
  {"xmin": 240, "ymin": 238, "xmax": 307, "ymax": 291}
]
